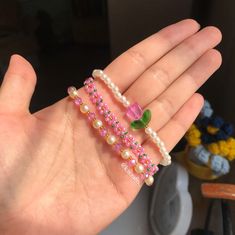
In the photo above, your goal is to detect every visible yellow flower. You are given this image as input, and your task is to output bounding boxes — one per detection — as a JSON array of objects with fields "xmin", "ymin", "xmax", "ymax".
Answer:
[
  {"xmin": 185, "ymin": 125, "xmax": 201, "ymax": 147},
  {"xmin": 207, "ymin": 125, "xmax": 219, "ymax": 135},
  {"xmin": 218, "ymin": 140, "xmax": 230, "ymax": 156},
  {"xmin": 207, "ymin": 143, "xmax": 220, "ymax": 155}
]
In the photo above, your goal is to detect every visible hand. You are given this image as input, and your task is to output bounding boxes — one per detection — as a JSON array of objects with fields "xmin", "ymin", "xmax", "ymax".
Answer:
[{"xmin": 0, "ymin": 19, "xmax": 222, "ymax": 235}]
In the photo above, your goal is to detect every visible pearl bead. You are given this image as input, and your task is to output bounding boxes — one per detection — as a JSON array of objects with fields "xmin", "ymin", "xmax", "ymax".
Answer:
[
  {"xmin": 115, "ymin": 92, "xmax": 122, "ymax": 99},
  {"xmin": 121, "ymin": 149, "xmax": 131, "ymax": 159},
  {"xmin": 145, "ymin": 176, "xmax": 154, "ymax": 186},
  {"xmin": 145, "ymin": 127, "xmax": 153, "ymax": 135},
  {"xmin": 92, "ymin": 69, "xmax": 103, "ymax": 79},
  {"xmin": 108, "ymin": 82, "xmax": 115, "ymax": 89},
  {"xmin": 123, "ymin": 100, "xmax": 130, "ymax": 107},
  {"xmin": 151, "ymin": 131, "xmax": 157, "ymax": 139},
  {"xmin": 134, "ymin": 163, "xmax": 144, "ymax": 174},
  {"xmin": 121, "ymin": 96, "xmax": 127, "ymax": 103},
  {"xmin": 106, "ymin": 135, "xmax": 116, "ymax": 145},
  {"xmin": 93, "ymin": 119, "xmax": 103, "ymax": 129},
  {"xmin": 112, "ymin": 86, "xmax": 119, "ymax": 93},
  {"xmin": 68, "ymin": 86, "xmax": 78, "ymax": 99},
  {"xmin": 104, "ymin": 77, "xmax": 111, "ymax": 84},
  {"xmin": 153, "ymin": 136, "xmax": 161, "ymax": 144},
  {"xmin": 80, "ymin": 104, "xmax": 89, "ymax": 113}
]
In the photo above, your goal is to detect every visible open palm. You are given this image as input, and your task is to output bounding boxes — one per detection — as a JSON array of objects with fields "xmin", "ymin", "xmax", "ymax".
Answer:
[{"xmin": 0, "ymin": 19, "xmax": 222, "ymax": 235}]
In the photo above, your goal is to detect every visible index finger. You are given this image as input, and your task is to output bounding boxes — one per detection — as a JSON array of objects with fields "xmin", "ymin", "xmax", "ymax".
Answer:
[{"xmin": 102, "ymin": 19, "xmax": 200, "ymax": 92}]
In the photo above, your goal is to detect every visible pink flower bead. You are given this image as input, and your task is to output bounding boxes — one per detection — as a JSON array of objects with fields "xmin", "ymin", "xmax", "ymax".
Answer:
[{"xmin": 126, "ymin": 102, "xmax": 143, "ymax": 121}]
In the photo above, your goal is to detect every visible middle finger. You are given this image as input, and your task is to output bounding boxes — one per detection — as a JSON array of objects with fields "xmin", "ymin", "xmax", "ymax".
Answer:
[{"xmin": 124, "ymin": 26, "xmax": 222, "ymax": 107}]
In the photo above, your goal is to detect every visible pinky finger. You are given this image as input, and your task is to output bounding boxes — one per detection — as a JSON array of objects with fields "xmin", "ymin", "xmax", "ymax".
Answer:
[{"xmin": 143, "ymin": 93, "xmax": 204, "ymax": 163}]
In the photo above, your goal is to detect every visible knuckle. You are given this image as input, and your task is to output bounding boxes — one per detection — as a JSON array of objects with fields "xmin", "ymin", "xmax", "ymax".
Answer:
[
  {"xmin": 148, "ymin": 66, "xmax": 171, "ymax": 88},
  {"xmin": 156, "ymin": 96, "xmax": 175, "ymax": 119},
  {"xmin": 126, "ymin": 49, "xmax": 146, "ymax": 68},
  {"xmin": 181, "ymin": 38, "xmax": 199, "ymax": 58}
]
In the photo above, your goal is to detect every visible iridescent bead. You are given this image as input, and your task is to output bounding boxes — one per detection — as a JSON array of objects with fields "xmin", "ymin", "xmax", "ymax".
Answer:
[
  {"xmin": 114, "ymin": 142, "xmax": 123, "ymax": 153},
  {"xmin": 100, "ymin": 128, "xmax": 108, "ymax": 137},
  {"xmin": 74, "ymin": 97, "xmax": 82, "ymax": 106},
  {"xmin": 93, "ymin": 119, "xmax": 103, "ymax": 129},
  {"xmin": 134, "ymin": 163, "xmax": 144, "ymax": 174},
  {"xmin": 88, "ymin": 112, "xmax": 96, "ymax": 121},
  {"xmin": 106, "ymin": 135, "xmax": 116, "ymax": 145},
  {"xmin": 80, "ymin": 104, "xmax": 89, "ymax": 113},
  {"xmin": 145, "ymin": 176, "xmax": 154, "ymax": 186},
  {"xmin": 121, "ymin": 149, "xmax": 131, "ymax": 160},
  {"xmin": 68, "ymin": 86, "xmax": 78, "ymax": 99},
  {"xmin": 128, "ymin": 158, "xmax": 137, "ymax": 167}
]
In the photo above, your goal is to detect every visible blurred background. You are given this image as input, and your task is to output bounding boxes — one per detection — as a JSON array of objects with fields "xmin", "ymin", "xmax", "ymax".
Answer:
[{"xmin": 0, "ymin": 0, "xmax": 234, "ymax": 235}]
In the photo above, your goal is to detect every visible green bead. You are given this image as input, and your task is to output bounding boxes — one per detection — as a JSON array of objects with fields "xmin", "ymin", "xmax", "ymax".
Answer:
[
  {"xmin": 131, "ymin": 120, "xmax": 146, "ymax": 129},
  {"xmin": 130, "ymin": 109, "xmax": 152, "ymax": 130},
  {"xmin": 142, "ymin": 109, "xmax": 151, "ymax": 125}
]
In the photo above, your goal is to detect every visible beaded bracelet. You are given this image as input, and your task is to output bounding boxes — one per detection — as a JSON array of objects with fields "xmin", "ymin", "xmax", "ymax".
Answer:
[
  {"xmin": 92, "ymin": 70, "xmax": 171, "ymax": 166},
  {"xmin": 67, "ymin": 86, "xmax": 155, "ymax": 186},
  {"xmin": 84, "ymin": 78, "xmax": 158, "ymax": 185}
]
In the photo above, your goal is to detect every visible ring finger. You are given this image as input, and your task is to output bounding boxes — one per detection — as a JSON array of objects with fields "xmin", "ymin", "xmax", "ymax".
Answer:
[{"xmin": 124, "ymin": 26, "xmax": 222, "ymax": 107}]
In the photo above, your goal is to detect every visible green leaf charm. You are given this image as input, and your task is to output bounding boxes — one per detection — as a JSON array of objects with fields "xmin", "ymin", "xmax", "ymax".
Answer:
[{"xmin": 130, "ymin": 109, "xmax": 152, "ymax": 130}]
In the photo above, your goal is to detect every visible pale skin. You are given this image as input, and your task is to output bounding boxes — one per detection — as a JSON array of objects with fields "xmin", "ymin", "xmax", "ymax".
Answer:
[{"xmin": 0, "ymin": 19, "xmax": 222, "ymax": 234}]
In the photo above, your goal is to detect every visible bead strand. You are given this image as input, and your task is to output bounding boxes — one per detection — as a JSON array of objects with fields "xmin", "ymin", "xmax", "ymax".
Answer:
[
  {"xmin": 145, "ymin": 127, "xmax": 171, "ymax": 166},
  {"xmin": 84, "ymin": 78, "xmax": 158, "ymax": 185},
  {"xmin": 92, "ymin": 69, "xmax": 171, "ymax": 166},
  {"xmin": 67, "ymin": 86, "xmax": 154, "ymax": 186}
]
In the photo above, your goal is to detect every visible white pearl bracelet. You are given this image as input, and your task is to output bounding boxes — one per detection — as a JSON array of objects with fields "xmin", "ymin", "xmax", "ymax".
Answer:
[{"xmin": 92, "ymin": 69, "xmax": 171, "ymax": 166}]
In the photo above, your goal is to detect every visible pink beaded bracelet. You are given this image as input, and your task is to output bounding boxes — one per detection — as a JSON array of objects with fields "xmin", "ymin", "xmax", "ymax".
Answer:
[
  {"xmin": 92, "ymin": 69, "xmax": 171, "ymax": 166},
  {"xmin": 84, "ymin": 78, "xmax": 158, "ymax": 186},
  {"xmin": 67, "ymin": 86, "xmax": 147, "ymax": 186}
]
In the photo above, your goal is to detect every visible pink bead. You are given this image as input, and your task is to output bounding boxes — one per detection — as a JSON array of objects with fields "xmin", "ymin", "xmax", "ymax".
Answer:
[
  {"xmin": 114, "ymin": 142, "xmax": 123, "ymax": 153},
  {"xmin": 88, "ymin": 112, "xmax": 96, "ymax": 121},
  {"xmin": 100, "ymin": 128, "xmax": 108, "ymax": 137},
  {"xmin": 144, "ymin": 173, "xmax": 150, "ymax": 179},
  {"xmin": 139, "ymin": 155, "xmax": 147, "ymax": 164},
  {"xmin": 128, "ymin": 158, "xmax": 136, "ymax": 167},
  {"xmin": 137, "ymin": 146, "xmax": 144, "ymax": 154},
  {"xmin": 98, "ymin": 109, "xmax": 104, "ymax": 115},
  {"xmin": 74, "ymin": 97, "xmax": 82, "ymax": 106},
  {"xmin": 140, "ymin": 174, "xmax": 146, "ymax": 181},
  {"xmin": 91, "ymin": 97, "xmax": 97, "ymax": 104},
  {"xmin": 103, "ymin": 103, "xmax": 108, "ymax": 109},
  {"xmin": 151, "ymin": 165, "xmax": 159, "ymax": 174},
  {"xmin": 126, "ymin": 102, "xmax": 143, "ymax": 121},
  {"xmin": 84, "ymin": 77, "xmax": 93, "ymax": 85},
  {"xmin": 105, "ymin": 116, "xmax": 110, "ymax": 122}
]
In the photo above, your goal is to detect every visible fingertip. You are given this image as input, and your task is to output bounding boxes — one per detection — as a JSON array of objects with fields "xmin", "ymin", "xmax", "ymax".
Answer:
[
  {"xmin": 181, "ymin": 18, "xmax": 201, "ymax": 30},
  {"xmin": 8, "ymin": 54, "xmax": 37, "ymax": 82},
  {"xmin": 193, "ymin": 93, "xmax": 204, "ymax": 109},
  {"xmin": 204, "ymin": 26, "xmax": 222, "ymax": 43},
  {"xmin": 209, "ymin": 49, "xmax": 222, "ymax": 67}
]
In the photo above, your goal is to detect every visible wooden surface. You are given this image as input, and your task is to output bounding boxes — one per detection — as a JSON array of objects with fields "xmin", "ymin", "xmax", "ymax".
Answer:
[{"xmin": 202, "ymin": 183, "xmax": 235, "ymax": 200}]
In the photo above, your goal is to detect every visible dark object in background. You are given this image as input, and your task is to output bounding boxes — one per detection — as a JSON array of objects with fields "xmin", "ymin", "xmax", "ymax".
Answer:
[
  {"xmin": 0, "ymin": 0, "xmax": 39, "ymax": 78},
  {"xmin": 35, "ymin": 10, "xmax": 58, "ymax": 52}
]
